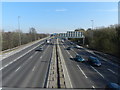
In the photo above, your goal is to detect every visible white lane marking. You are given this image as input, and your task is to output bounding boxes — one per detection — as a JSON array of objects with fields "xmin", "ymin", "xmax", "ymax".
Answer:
[
  {"xmin": 15, "ymin": 66, "xmax": 21, "ymax": 72},
  {"xmin": 42, "ymin": 45, "xmax": 53, "ymax": 87},
  {"xmin": 81, "ymin": 47, "xmax": 119, "ymax": 68},
  {"xmin": 107, "ymin": 68, "xmax": 116, "ymax": 74},
  {"xmin": 40, "ymin": 56, "xmax": 42, "ymax": 59},
  {"xmin": 0, "ymin": 42, "xmax": 43, "ymax": 71},
  {"xmin": 92, "ymin": 86, "xmax": 95, "ymax": 88},
  {"xmin": 39, "ymin": 45, "xmax": 49, "ymax": 60},
  {"xmin": 29, "ymin": 52, "xmax": 38, "ymax": 59},
  {"xmin": 71, "ymin": 49, "xmax": 78, "ymax": 54},
  {"xmin": 58, "ymin": 39, "xmax": 73, "ymax": 88},
  {"xmin": 29, "ymin": 56, "xmax": 33, "ymax": 59},
  {"xmin": 67, "ymin": 51, "xmax": 70, "ymax": 55},
  {"xmin": 63, "ymin": 45, "xmax": 65, "ymax": 48},
  {"xmin": 32, "ymin": 66, "xmax": 36, "ymax": 71},
  {"xmin": 43, "ymin": 45, "xmax": 49, "ymax": 54},
  {"xmin": 1, "ymin": 37, "xmax": 47, "ymax": 61},
  {"xmin": 77, "ymin": 65, "xmax": 88, "ymax": 78},
  {"xmin": 35, "ymin": 52, "xmax": 38, "ymax": 54},
  {"xmin": 70, "ymin": 55, "xmax": 73, "ymax": 58},
  {"xmin": 91, "ymin": 66, "xmax": 104, "ymax": 78},
  {"xmin": 43, "ymin": 44, "xmax": 45, "ymax": 47},
  {"xmin": 66, "ymin": 51, "xmax": 73, "ymax": 58}
]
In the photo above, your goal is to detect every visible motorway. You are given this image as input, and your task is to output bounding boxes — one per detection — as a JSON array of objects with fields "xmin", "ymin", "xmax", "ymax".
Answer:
[
  {"xmin": 1, "ymin": 39, "xmax": 54, "ymax": 88},
  {"xmin": 58, "ymin": 39, "xmax": 119, "ymax": 89},
  {"xmin": 1, "ymin": 37, "xmax": 120, "ymax": 89}
]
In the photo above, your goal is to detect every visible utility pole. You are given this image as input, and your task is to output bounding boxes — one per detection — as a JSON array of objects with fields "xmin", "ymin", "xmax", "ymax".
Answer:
[
  {"xmin": 18, "ymin": 16, "xmax": 21, "ymax": 46},
  {"xmin": 91, "ymin": 20, "xmax": 94, "ymax": 30},
  {"xmin": 91, "ymin": 20, "xmax": 94, "ymax": 39}
]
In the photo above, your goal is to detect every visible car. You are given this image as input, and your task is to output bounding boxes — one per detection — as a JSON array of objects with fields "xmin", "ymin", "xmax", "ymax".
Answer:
[
  {"xmin": 61, "ymin": 40, "xmax": 64, "ymax": 43},
  {"xmin": 35, "ymin": 47, "xmax": 43, "ymax": 51},
  {"xmin": 105, "ymin": 82, "xmax": 120, "ymax": 90},
  {"xmin": 66, "ymin": 47, "xmax": 71, "ymax": 50},
  {"xmin": 75, "ymin": 45, "xmax": 82, "ymax": 49},
  {"xmin": 70, "ymin": 42, "xmax": 73, "ymax": 44},
  {"xmin": 74, "ymin": 54, "xmax": 85, "ymax": 62},
  {"xmin": 88, "ymin": 56, "xmax": 101, "ymax": 66}
]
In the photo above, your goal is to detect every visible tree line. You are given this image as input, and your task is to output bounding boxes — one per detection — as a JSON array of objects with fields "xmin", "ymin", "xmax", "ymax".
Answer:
[
  {"xmin": 1, "ymin": 27, "xmax": 48, "ymax": 51},
  {"xmin": 69, "ymin": 24, "xmax": 120, "ymax": 58}
]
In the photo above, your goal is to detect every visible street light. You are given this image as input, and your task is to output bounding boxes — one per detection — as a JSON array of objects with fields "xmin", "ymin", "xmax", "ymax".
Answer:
[
  {"xmin": 91, "ymin": 20, "xmax": 94, "ymax": 40},
  {"xmin": 91, "ymin": 20, "xmax": 94, "ymax": 30},
  {"xmin": 18, "ymin": 16, "xmax": 21, "ymax": 46}
]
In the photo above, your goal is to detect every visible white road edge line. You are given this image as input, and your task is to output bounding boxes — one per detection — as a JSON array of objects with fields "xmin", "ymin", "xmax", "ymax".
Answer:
[
  {"xmin": 32, "ymin": 66, "xmax": 36, "ymax": 71},
  {"xmin": 42, "ymin": 45, "xmax": 51, "ymax": 87},
  {"xmin": 58, "ymin": 39, "xmax": 73, "ymax": 88},
  {"xmin": 77, "ymin": 65, "xmax": 88, "ymax": 78},
  {"xmin": 91, "ymin": 66, "xmax": 104, "ymax": 78},
  {"xmin": 0, "ymin": 42, "xmax": 44, "ymax": 71},
  {"xmin": 1, "ymin": 38, "xmax": 46, "ymax": 61},
  {"xmin": 46, "ymin": 43, "xmax": 54, "ymax": 88}
]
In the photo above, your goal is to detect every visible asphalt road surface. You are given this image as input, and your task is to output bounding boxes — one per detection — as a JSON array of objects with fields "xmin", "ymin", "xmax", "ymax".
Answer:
[
  {"xmin": 1, "ymin": 38, "xmax": 119, "ymax": 89},
  {"xmin": 58, "ymin": 39, "xmax": 119, "ymax": 89},
  {"xmin": 1, "ymin": 38, "xmax": 54, "ymax": 88}
]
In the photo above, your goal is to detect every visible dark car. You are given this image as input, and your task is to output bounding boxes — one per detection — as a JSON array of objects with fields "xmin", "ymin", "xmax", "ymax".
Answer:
[
  {"xmin": 35, "ymin": 47, "xmax": 43, "ymax": 51},
  {"xmin": 88, "ymin": 56, "xmax": 101, "ymax": 66},
  {"xmin": 66, "ymin": 47, "xmax": 71, "ymax": 50},
  {"xmin": 105, "ymin": 82, "xmax": 120, "ymax": 90},
  {"xmin": 74, "ymin": 54, "xmax": 85, "ymax": 62}
]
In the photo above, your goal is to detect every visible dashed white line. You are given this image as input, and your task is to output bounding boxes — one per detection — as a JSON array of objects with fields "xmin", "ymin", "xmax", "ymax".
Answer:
[
  {"xmin": 32, "ymin": 66, "xmax": 36, "ymax": 71},
  {"xmin": 107, "ymin": 68, "xmax": 116, "ymax": 74},
  {"xmin": 40, "ymin": 56, "xmax": 42, "ymax": 59},
  {"xmin": 66, "ymin": 51, "xmax": 73, "ymax": 58},
  {"xmin": 77, "ymin": 65, "xmax": 88, "ymax": 78},
  {"xmin": 71, "ymin": 49, "xmax": 78, "ymax": 54},
  {"xmin": 35, "ymin": 52, "xmax": 38, "ymax": 54},
  {"xmin": 70, "ymin": 55, "xmax": 73, "ymax": 58},
  {"xmin": 0, "ymin": 42, "xmax": 43, "ymax": 71},
  {"xmin": 67, "ymin": 51, "xmax": 70, "ymax": 55},
  {"xmin": 29, "ymin": 56, "xmax": 33, "ymax": 59},
  {"xmin": 82, "ymin": 47, "xmax": 119, "ymax": 68},
  {"xmin": 92, "ymin": 85, "xmax": 95, "ymax": 88},
  {"xmin": 91, "ymin": 66, "xmax": 104, "ymax": 78},
  {"xmin": 15, "ymin": 66, "xmax": 21, "ymax": 72},
  {"xmin": 63, "ymin": 45, "xmax": 65, "ymax": 48}
]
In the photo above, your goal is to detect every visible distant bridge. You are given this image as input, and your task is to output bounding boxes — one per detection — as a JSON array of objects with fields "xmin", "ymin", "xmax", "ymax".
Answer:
[
  {"xmin": 57, "ymin": 31, "xmax": 85, "ymax": 45},
  {"xmin": 57, "ymin": 31, "xmax": 85, "ymax": 38}
]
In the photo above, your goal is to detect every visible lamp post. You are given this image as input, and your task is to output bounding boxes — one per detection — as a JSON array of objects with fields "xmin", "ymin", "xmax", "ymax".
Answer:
[
  {"xmin": 18, "ymin": 16, "xmax": 21, "ymax": 46},
  {"xmin": 91, "ymin": 20, "xmax": 94, "ymax": 30},
  {"xmin": 91, "ymin": 20, "xmax": 94, "ymax": 40}
]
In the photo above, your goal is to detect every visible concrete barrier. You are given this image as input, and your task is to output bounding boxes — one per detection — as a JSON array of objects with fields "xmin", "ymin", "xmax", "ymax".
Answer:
[
  {"xmin": 57, "ymin": 39, "xmax": 73, "ymax": 88},
  {"xmin": 47, "ymin": 43, "xmax": 58, "ymax": 88}
]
